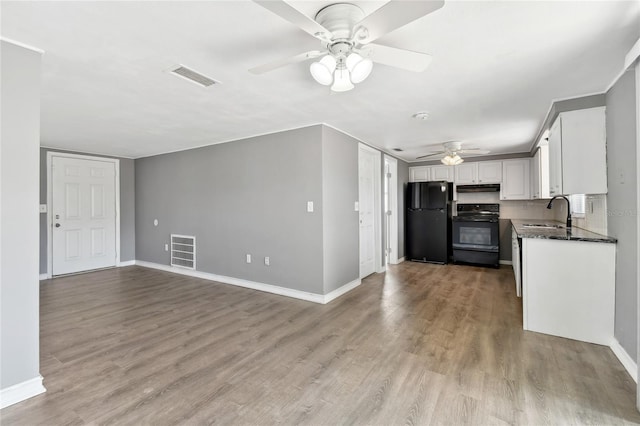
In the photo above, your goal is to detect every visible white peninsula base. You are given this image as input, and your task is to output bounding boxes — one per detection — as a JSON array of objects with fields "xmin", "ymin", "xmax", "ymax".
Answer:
[{"xmin": 522, "ymin": 238, "xmax": 615, "ymax": 345}]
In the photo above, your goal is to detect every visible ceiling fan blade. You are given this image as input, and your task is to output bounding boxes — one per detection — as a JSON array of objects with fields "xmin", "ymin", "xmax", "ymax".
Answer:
[
  {"xmin": 359, "ymin": 43, "xmax": 432, "ymax": 72},
  {"xmin": 459, "ymin": 149, "xmax": 491, "ymax": 155},
  {"xmin": 253, "ymin": 0, "xmax": 332, "ymax": 42},
  {"xmin": 249, "ymin": 50, "xmax": 326, "ymax": 75},
  {"xmin": 354, "ymin": 0, "xmax": 445, "ymax": 44},
  {"xmin": 416, "ymin": 152, "xmax": 445, "ymax": 160}
]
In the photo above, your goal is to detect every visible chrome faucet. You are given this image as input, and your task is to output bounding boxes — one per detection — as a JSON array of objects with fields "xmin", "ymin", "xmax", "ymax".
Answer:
[{"xmin": 546, "ymin": 196, "xmax": 572, "ymax": 229}]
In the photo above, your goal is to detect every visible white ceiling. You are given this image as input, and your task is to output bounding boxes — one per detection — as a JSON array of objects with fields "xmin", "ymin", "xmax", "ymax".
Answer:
[{"xmin": 2, "ymin": 1, "xmax": 639, "ymax": 161}]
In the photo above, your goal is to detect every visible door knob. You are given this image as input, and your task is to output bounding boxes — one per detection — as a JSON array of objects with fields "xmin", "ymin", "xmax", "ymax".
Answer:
[{"xmin": 55, "ymin": 223, "xmax": 61, "ymax": 228}]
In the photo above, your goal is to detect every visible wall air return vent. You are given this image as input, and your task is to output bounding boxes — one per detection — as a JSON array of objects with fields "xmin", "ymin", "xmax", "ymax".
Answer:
[
  {"xmin": 171, "ymin": 234, "xmax": 196, "ymax": 270},
  {"xmin": 169, "ymin": 65, "xmax": 220, "ymax": 87}
]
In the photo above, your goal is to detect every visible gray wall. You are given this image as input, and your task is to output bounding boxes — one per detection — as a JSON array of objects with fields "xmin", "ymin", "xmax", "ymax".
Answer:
[
  {"xmin": 1, "ymin": 42, "xmax": 42, "ymax": 389},
  {"xmin": 135, "ymin": 126, "xmax": 325, "ymax": 294},
  {"xmin": 321, "ymin": 126, "xmax": 359, "ymax": 293},
  {"xmin": 39, "ymin": 148, "xmax": 136, "ymax": 274},
  {"xmin": 605, "ymin": 69, "xmax": 638, "ymax": 360},
  {"xmin": 397, "ymin": 160, "xmax": 409, "ymax": 259}
]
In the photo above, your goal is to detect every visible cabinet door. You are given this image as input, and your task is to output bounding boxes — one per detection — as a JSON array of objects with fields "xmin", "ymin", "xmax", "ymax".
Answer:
[
  {"xmin": 512, "ymin": 229, "xmax": 521, "ymax": 298},
  {"xmin": 410, "ymin": 166, "xmax": 430, "ymax": 182},
  {"xmin": 477, "ymin": 161, "xmax": 502, "ymax": 183},
  {"xmin": 454, "ymin": 163, "xmax": 477, "ymax": 184},
  {"xmin": 561, "ymin": 107, "xmax": 607, "ymax": 194},
  {"xmin": 531, "ymin": 150, "xmax": 541, "ymax": 199},
  {"xmin": 501, "ymin": 159, "xmax": 530, "ymax": 200},
  {"xmin": 431, "ymin": 165, "xmax": 454, "ymax": 182},
  {"xmin": 548, "ymin": 117, "xmax": 563, "ymax": 196}
]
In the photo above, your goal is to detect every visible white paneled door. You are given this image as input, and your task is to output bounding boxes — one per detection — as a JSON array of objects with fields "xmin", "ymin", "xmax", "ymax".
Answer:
[
  {"xmin": 359, "ymin": 145, "xmax": 377, "ymax": 278},
  {"xmin": 51, "ymin": 156, "xmax": 117, "ymax": 275}
]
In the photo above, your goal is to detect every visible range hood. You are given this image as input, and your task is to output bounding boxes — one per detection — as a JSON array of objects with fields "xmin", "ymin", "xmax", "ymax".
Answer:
[{"xmin": 456, "ymin": 184, "xmax": 501, "ymax": 193}]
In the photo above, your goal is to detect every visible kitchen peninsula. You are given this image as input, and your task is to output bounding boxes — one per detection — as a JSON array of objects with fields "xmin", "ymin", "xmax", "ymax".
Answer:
[{"xmin": 511, "ymin": 219, "xmax": 616, "ymax": 345}]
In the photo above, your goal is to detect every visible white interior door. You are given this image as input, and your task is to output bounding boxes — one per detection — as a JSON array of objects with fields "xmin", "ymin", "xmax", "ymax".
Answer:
[
  {"xmin": 51, "ymin": 156, "xmax": 117, "ymax": 275},
  {"xmin": 359, "ymin": 145, "xmax": 377, "ymax": 278}
]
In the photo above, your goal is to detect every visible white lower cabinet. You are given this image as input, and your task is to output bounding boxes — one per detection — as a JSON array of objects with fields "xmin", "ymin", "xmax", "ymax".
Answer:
[
  {"xmin": 522, "ymin": 238, "xmax": 615, "ymax": 345},
  {"xmin": 511, "ymin": 228, "xmax": 521, "ymax": 298}
]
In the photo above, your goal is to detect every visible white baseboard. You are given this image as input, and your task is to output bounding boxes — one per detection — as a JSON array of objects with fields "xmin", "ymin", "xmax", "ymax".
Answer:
[
  {"xmin": 390, "ymin": 257, "xmax": 405, "ymax": 265},
  {"xmin": 0, "ymin": 375, "xmax": 46, "ymax": 409},
  {"xmin": 39, "ymin": 259, "xmax": 134, "ymax": 279},
  {"xmin": 323, "ymin": 279, "xmax": 361, "ymax": 304},
  {"xmin": 135, "ymin": 261, "xmax": 359, "ymax": 305},
  {"xmin": 499, "ymin": 260, "xmax": 513, "ymax": 266},
  {"xmin": 610, "ymin": 339, "xmax": 638, "ymax": 383}
]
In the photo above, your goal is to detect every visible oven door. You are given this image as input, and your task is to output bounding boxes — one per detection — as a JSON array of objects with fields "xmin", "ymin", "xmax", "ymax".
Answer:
[{"xmin": 452, "ymin": 219, "xmax": 499, "ymax": 252}]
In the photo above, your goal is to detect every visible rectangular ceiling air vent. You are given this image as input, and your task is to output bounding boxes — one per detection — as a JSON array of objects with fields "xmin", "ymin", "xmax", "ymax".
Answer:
[{"xmin": 169, "ymin": 65, "xmax": 220, "ymax": 87}]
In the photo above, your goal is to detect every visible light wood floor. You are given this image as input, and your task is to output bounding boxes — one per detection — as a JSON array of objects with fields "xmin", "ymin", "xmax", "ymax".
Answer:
[{"xmin": 2, "ymin": 263, "xmax": 638, "ymax": 425}]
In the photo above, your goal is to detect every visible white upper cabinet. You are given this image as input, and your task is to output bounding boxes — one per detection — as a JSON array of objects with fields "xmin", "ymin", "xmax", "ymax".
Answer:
[
  {"xmin": 501, "ymin": 159, "xmax": 530, "ymax": 200},
  {"xmin": 430, "ymin": 165, "xmax": 454, "ymax": 182},
  {"xmin": 409, "ymin": 165, "xmax": 454, "ymax": 182},
  {"xmin": 548, "ymin": 117, "xmax": 563, "ymax": 196},
  {"xmin": 477, "ymin": 161, "xmax": 503, "ymax": 183},
  {"xmin": 531, "ymin": 145, "xmax": 550, "ymax": 199},
  {"xmin": 409, "ymin": 166, "xmax": 430, "ymax": 182},
  {"xmin": 454, "ymin": 163, "xmax": 478, "ymax": 184},
  {"xmin": 455, "ymin": 161, "xmax": 502, "ymax": 184},
  {"xmin": 548, "ymin": 106, "xmax": 607, "ymax": 195}
]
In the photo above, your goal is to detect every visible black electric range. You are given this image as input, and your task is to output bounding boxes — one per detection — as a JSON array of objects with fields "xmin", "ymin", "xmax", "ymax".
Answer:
[{"xmin": 452, "ymin": 204, "xmax": 500, "ymax": 268}]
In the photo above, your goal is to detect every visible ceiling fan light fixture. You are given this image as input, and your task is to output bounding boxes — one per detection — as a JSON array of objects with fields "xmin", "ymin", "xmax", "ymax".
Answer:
[
  {"xmin": 310, "ymin": 55, "xmax": 336, "ymax": 86},
  {"xmin": 331, "ymin": 67, "xmax": 354, "ymax": 92},
  {"xmin": 441, "ymin": 154, "xmax": 464, "ymax": 166},
  {"xmin": 346, "ymin": 53, "xmax": 373, "ymax": 84}
]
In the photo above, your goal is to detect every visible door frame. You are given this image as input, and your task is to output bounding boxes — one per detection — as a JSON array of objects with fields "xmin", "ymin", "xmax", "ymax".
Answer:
[
  {"xmin": 358, "ymin": 143, "xmax": 383, "ymax": 276},
  {"xmin": 46, "ymin": 151, "xmax": 120, "ymax": 278},
  {"xmin": 384, "ymin": 155, "xmax": 399, "ymax": 265}
]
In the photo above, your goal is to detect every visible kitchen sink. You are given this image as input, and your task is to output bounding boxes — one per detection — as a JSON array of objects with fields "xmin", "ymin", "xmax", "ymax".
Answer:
[{"xmin": 521, "ymin": 223, "xmax": 565, "ymax": 229}]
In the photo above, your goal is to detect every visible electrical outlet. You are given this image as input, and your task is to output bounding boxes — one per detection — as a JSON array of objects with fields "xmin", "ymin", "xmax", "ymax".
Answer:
[
  {"xmin": 164, "ymin": 243, "xmax": 169, "ymax": 252},
  {"xmin": 307, "ymin": 201, "xmax": 314, "ymax": 213},
  {"xmin": 264, "ymin": 256, "xmax": 270, "ymax": 266},
  {"xmin": 246, "ymin": 254, "xmax": 251, "ymax": 263}
]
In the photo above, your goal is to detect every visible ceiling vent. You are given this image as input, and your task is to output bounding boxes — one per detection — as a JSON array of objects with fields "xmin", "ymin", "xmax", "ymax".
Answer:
[{"xmin": 169, "ymin": 65, "xmax": 220, "ymax": 87}]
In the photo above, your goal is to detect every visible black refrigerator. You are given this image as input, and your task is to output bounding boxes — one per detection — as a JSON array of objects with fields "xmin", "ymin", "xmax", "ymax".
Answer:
[{"xmin": 406, "ymin": 181, "xmax": 452, "ymax": 264}]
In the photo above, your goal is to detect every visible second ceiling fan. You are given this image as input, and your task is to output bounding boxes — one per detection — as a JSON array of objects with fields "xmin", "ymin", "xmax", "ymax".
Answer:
[
  {"xmin": 250, "ymin": 0, "xmax": 445, "ymax": 91},
  {"xmin": 416, "ymin": 141, "xmax": 490, "ymax": 165}
]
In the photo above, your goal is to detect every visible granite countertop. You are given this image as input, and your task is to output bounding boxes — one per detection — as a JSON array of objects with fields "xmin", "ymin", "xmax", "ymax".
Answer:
[{"xmin": 511, "ymin": 219, "xmax": 617, "ymax": 243}]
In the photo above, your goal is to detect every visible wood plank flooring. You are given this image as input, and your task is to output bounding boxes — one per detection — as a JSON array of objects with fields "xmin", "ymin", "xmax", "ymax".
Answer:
[{"xmin": 2, "ymin": 262, "xmax": 638, "ymax": 425}]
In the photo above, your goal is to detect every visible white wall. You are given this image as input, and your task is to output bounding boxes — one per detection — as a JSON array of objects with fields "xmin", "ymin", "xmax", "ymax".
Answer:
[{"xmin": 0, "ymin": 40, "xmax": 45, "ymax": 405}]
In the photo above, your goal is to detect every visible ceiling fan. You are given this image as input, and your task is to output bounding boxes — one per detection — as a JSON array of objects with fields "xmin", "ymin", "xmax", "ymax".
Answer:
[
  {"xmin": 250, "ymin": 0, "xmax": 444, "ymax": 92},
  {"xmin": 416, "ymin": 141, "xmax": 490, "ymax": 165}
]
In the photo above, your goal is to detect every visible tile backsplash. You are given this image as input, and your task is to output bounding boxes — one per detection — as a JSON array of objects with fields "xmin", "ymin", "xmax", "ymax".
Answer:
[{"xmin": 552, "ymin": 194, "xmax": 608, "ymax": 236}]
